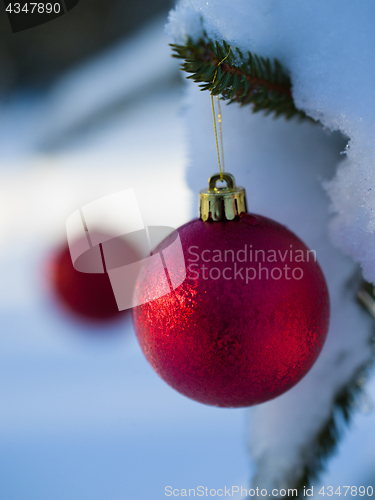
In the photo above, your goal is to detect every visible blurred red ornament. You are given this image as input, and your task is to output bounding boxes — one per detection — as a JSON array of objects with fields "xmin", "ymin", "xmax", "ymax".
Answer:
[
  {"xmin": 49, "ymin": 232, "xmax": 138, "ymax": 323},
  {"xmin": 132, "ymin": 174, "xmax": 329, "ymax": 407}
]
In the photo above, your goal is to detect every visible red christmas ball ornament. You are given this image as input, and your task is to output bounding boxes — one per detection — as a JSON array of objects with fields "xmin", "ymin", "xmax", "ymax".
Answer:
[
  {"xmin": 49, "ymin": 231, "xmax": 138, "ymax": 323},
  {"xmin": 132, "ymin": 173, "xmax": 329, "ymax": 407}
]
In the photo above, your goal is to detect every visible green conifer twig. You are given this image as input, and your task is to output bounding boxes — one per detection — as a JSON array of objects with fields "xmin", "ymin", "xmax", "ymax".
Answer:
[
  {"xmin": 170, "ymin": 36, "xmax": 311, "ymax": 120},
  {"xmin": 293, "ymin": 355, "xmax": 374, "ymax": 498},
  {"xmin": 291, "ymin": 282, "xmax": 375, "ymax": 497},
  {"xmin": 258, "ymin": 279, "xmax": 375, "ymax": 499}
]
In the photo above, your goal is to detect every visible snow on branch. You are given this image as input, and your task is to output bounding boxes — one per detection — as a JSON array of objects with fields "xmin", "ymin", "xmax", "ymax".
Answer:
[{"xmin": 171, "ymin": 36, "xmax": 309, "ymax": 120}]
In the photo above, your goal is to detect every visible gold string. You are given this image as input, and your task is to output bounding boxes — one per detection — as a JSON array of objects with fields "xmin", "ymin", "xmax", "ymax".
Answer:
[
  {"xmin": 217, "ymin": 97, "xmax": 225, "ymax": 176},
  {"xmin": 211, "ymin": 46, "xmax": 231, "ymax": 181}
]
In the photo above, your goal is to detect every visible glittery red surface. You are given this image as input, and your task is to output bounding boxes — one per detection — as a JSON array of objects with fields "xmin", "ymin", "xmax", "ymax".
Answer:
[{"xmin": 132, "ymin": 214, "xmax": 329, "ymax": 407}]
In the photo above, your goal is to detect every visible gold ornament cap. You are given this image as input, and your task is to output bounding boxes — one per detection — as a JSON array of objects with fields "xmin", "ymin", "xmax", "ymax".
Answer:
[{"xmin": 199, "ymin": 173, "xmax": 247, "ymax": 221}]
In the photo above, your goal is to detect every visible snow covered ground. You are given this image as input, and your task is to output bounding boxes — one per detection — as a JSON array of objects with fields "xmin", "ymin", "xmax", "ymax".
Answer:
[{"xmin": 0, "ymin": 12, "xmax": 373, "ymax": 500}]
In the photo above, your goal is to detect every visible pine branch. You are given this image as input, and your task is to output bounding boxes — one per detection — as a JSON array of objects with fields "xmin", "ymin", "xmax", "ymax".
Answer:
[
  {"xmin": 294, "ymin": 359, "xmax": 374, "ymax": 498},
  {"xmin": 170, "ymin": 36, "xmax": 311, "ymax": 121},
  {"xmin": 248, "ymin": 277, "xmax": 375, "ymax": 500},
  {"xmin": 291, "ymin": 283, "xmax": 375, "ymax": 499},
  {"xmin": 256, "ymin": 329, "xmax": 375, "ymax": 500}
]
